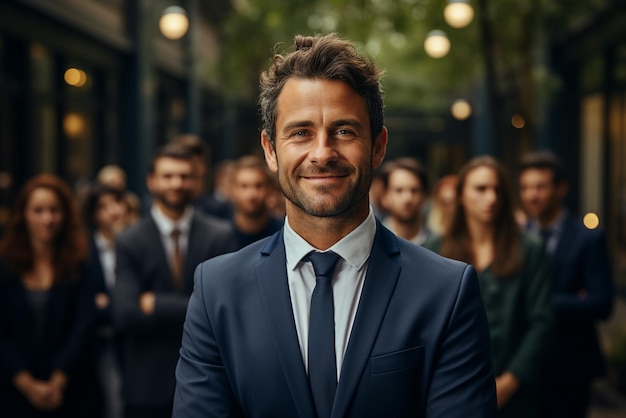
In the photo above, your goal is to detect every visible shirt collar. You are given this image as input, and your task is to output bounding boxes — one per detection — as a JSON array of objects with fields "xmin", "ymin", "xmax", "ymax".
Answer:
[
  {"xmin": 284, "ymin": 207, "xmax": 377, "ymax": 272},
  {"xmin": 94, "ymin": 231, "xmax": 114, "ymax": 252},
  {"xmin": 527, "ymin": 208, "xmax": 566, "ymax": 235},
  {"xmin": 151, "ymin": 204, "xmax": 194, "ymax": 237}
]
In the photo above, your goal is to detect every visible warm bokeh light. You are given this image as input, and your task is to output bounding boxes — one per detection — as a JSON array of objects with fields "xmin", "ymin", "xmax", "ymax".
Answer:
[
  {"xmin": 63, "ymin": 113, "xmax": 86, "ymax": 139},
  {"xmin": 64, "ymin": 68, "xmax": 87, "ymax": 87},
  {"xmin": 511, "ymin": 114, "xmax": 526, "ymax": 129},
  {"xmin": 451, "ymin": 99, "xmax": 472, "ymax": 120},
  {"xmin": 444, "ymin": 0, "xmax": 475, "ymax": 29},
  {"xmin": 583, "ymin": 213, "xmax": 600, "ymax": 229},
  {"xmin": 424, "ymin": 30, "xmax": 451, "ymax": 58},
  {"xmin": 159, "ymin": 6, "xmax": 189, "ymax": 40}
]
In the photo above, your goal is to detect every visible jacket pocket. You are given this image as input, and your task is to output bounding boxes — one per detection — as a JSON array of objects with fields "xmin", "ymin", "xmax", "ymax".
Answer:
[{"xmin": 371, "ymin": 346, "xmax": 424, "ymax": 375}]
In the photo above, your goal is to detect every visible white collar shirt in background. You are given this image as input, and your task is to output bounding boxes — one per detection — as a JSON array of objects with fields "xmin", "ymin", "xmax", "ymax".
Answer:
[
  {"xmin": 527, "ymin": 208, "xmax": 566, "ymax": 256},
  {"xmin": 151, "ymin": 204, "xmax": 194, "ymax": 269},
  {"xmin": 283, "ymin": 208, "xmax": 377, "ymax": 380},
  {"xmin": 381, "ymin": 217, "xmax": 429, "ymax": 246},
  {"xmin": 94, "ymin": 231, "xmax": 116, "ymax": 291}
]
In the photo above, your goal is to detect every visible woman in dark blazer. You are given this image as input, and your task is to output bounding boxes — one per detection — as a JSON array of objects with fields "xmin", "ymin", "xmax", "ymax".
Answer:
[
  {"xmin": 83, "ymin": 182, "xmax": 127, "ymax": 418},
  {"xmin": 425, "ymin": 156, "xmax": 553, "ymax": 418},
  {"xmin": 0, "ymin": 174, "xmax": 100, "ymax": 418}
]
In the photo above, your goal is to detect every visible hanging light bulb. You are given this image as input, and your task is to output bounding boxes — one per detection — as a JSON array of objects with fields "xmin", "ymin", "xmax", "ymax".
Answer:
[
  {"xmin": 444, "ymin": 0, "xmax": 475, "ymax": 29},
  {"xmin": 424, "ymin": 30, "xmax": 451, "ymax": 58},
  {"xmin": 159, "ymin": 6, "xmax": 189, "ymax": 40},
  {"xmin": 451, "ymin": 99, "xmax": 472, "ymax": 120}
]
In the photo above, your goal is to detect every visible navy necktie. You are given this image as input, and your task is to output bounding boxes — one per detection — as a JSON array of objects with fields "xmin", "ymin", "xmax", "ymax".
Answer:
[{"xmin": 307, "ymin": 251, "xmax": 340, "ymax": 418}]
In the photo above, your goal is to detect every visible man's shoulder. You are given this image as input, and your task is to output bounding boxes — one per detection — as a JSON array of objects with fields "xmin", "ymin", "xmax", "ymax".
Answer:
[
  {"xmin": 379, "ymin": 226, "xmax": 469, "ymax": 280},
  {"xmin": 561, "ymin": 212, "xmax": 607, "ymax": 244},
  {"xmin": 193, "ymin": 211, "xmax": 233, "ymax": 234},
  {"xmin": 196, "ymin": 237, "xmax": 272, "ymax": 287},
  {"xmin": 116, "ymin": 216, "xmax": 156, "ymax": 245}
]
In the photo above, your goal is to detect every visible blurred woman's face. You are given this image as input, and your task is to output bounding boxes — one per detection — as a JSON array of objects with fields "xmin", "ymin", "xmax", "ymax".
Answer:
[
  {"xmin": 460, "ymin": 166, "xmax": 500, "ymax": 226},
  {"xmin": 95, "ymin": 193, "xmax": 126, "ymax": 234},
  {"xmin": 25, "ymin": 187, "xmax": 64, "ymax": 245}
]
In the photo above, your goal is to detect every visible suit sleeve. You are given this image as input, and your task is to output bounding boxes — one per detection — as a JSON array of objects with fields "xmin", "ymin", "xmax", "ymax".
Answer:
[
  {"xmin": 426, "ymin": 264, "xmax": 497, "ymax": 417},
  {"xmin": 114, "ymin": 235, "xmax": 163, "ymax": 335},
  {"xmin": 552, "ymin": 228, "xmax": 613, "ymax": 320},
  {"xmin": 506, "ymin": 240, "xmax": 554, "ymax": 384},
  {"xmin": 172, "ymin": 263, "xmax": 244, "ymax": 418}
]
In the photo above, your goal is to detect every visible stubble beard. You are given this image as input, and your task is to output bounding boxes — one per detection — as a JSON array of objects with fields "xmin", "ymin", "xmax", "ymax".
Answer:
[{"xmin": 277, "ymin": 165, "xmax": 372, "ymax": 218}]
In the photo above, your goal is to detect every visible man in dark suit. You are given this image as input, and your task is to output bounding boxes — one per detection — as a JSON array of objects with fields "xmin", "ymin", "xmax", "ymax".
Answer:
[
  {"xmin": 114, "ymin": 143, "xmax": 236, "ymax": 418},
  {"xmin": 519, "ymin": 150, "xmax": 614, "ymax": 418},
  {"xmin": 173, "ymin": 33, "xmax": 496, "ymax": 418}
]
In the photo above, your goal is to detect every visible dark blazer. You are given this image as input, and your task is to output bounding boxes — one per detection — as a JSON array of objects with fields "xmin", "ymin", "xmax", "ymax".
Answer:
[
  {"xmin": 0, "ymin": 260, "xmax": 99, "ymax": 417},
  {"xmin": 88, "ymin": 237, "xmax": 114, "ymax": 329},
  {"xmin": 114, "ymin": 211, "xmax": 236, "ymax": 407},
  {"xmin": 544, "ymin": 212, "xmax": 613, "ymax": 383},
  {"xmin": 173, "ymin": 223, "xmax": 497, "ymax": 417}
]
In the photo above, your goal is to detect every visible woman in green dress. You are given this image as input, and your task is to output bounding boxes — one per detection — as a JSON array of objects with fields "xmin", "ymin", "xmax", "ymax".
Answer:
[{"xmin": 425, "ymin": 156, "xmax": 553, "ymax": 417}]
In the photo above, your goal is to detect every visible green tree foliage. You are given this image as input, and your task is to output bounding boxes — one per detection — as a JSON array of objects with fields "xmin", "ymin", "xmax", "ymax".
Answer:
[{"xmin": 216, "ymin": 0, "xmax": 614, "ymax": 123}]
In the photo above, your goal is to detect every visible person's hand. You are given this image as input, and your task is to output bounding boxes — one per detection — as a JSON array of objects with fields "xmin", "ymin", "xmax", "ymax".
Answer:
[
  {"xmin": 47, "ymin": 370, "xmax": 67, "ymax": 407},
  {"xmin": 140, "ymin": 292, "xmax": 155, "ymax": 315},
  {"xmin": 495, "ymin": 371, "xmax": 520, "ymax": 409},
  {"xmin": 95, "ymin": 292, "xmax": 110, "ymax": 309},
  {"xmin": 13, "ymin": 371, "xmax": 61, "ymax": 410}
]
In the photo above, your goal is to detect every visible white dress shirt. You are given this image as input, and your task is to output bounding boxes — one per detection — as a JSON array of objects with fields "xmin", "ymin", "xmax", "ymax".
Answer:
[
  {"xmin": 284, "ymin": 208, "xmax": 377, "ymax": 380},
  {"xmin": 94, "ymin": 231, "xmax": 116, "ymax": 292},
  {"xmin": 151, "ymin": 204, "xmax": 194, "ymax": 272},
  {"xmin": 527, "ymin": 208, "xmax": 566, "ymax": 255}
]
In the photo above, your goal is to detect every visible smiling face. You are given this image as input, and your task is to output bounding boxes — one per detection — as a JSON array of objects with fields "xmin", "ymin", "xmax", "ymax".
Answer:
[
  {"xmin": 25, "ymin": 187, "xmax": 65, "ymax": 246},
  {"xmin": 147, "ymin": 157, "xmax": 195, "ymax": 214},
  {"xmin": 261, "ymin": 78, "xmax": 387, "ymax": 222},
  {"xmin": 460, "ymin": 166, "xmax": 501, "ymax": 226}
]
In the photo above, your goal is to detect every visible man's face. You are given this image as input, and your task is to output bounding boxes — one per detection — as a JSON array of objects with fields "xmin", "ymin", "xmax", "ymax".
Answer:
[
  {"xmin": 519, "ymin": 168, "xmax": 560, "ymax": 219},
  {"xmin": 383, "ymin": 169, "xmax": 426, "ymax": 224},
  {"xmin": 460, "ymin": 166, "xmax": 500, "ymax": 226},
  {"xmin": 231, "ymin": 167, "xmax": 269, "ymax": 218},
  {"xmin": 147, "ymin": 157, "xmax": 195, "ymax": 212},
  {"xmin": 261, "ymin": 78, "xmax": 387, "ymax": 219}
]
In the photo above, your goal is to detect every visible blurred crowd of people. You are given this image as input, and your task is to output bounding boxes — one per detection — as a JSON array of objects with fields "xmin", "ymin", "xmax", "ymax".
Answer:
[{"xmin": 0, "ymin": 139, "xmax": 614, "ymax": 417}]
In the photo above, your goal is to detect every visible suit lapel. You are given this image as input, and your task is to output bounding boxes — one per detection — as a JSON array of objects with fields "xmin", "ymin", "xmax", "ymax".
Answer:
[
  {"xmin": 145, "ymin": 216, "xmax": 173, "ymax": 289},
  {"xmin": 256, "ymin": 232, "xmax": 317, "ymax": 418},
  {"xmin": 333, "ymin": 225, "xmax": 401, "ymax": 418},
  {"xmin": 184, "ymin": 215, "xmax": 206, "ymax": 292}
]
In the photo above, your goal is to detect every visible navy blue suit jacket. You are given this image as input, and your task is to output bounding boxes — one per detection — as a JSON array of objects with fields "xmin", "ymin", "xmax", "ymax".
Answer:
[
  {"xmin": 544, "ymin": 212, "xmax": 613, "ymax": 383},
  {"xmin": 173, "ymin": 223, "xmax": 496, "ymax": 417}
]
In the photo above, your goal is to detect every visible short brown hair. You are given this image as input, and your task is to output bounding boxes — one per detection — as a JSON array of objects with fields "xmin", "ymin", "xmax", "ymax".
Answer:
[
  {"xmin": 148, "ymin": 142, "xmax": 195, "ymax": 174},
  {"xmin": 381, "ymin": 157, "xmax": 429, "ymax": 193},
  {"xmin": 518, "ymin": 150, "xmax": 567, "ymax": 184},
  {"xmin": 259, "ymin": 33, "xmax": 384, "ymax": 144},
  {"xmin": 232, "ymin": 155, "xmax": 272, "ymax": 183}
]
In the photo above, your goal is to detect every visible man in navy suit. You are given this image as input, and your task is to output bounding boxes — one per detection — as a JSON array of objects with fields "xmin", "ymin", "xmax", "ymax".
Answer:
[
  {"xmin": 173, "ymin": 33, "xmax": 496, "ymax": 418},
  {"xmin": 114, "ymin": 143, "xmax": 236, "ymax": 418},
  {"xmin": 519, "ymin": 150, "xmax": 614, "ymax": 418}
]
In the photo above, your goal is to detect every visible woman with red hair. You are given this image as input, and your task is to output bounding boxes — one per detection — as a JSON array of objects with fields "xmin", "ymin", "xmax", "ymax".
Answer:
[{"xmin": 0, "ymin": 174, "xmax": 100, "ymax": 417}]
